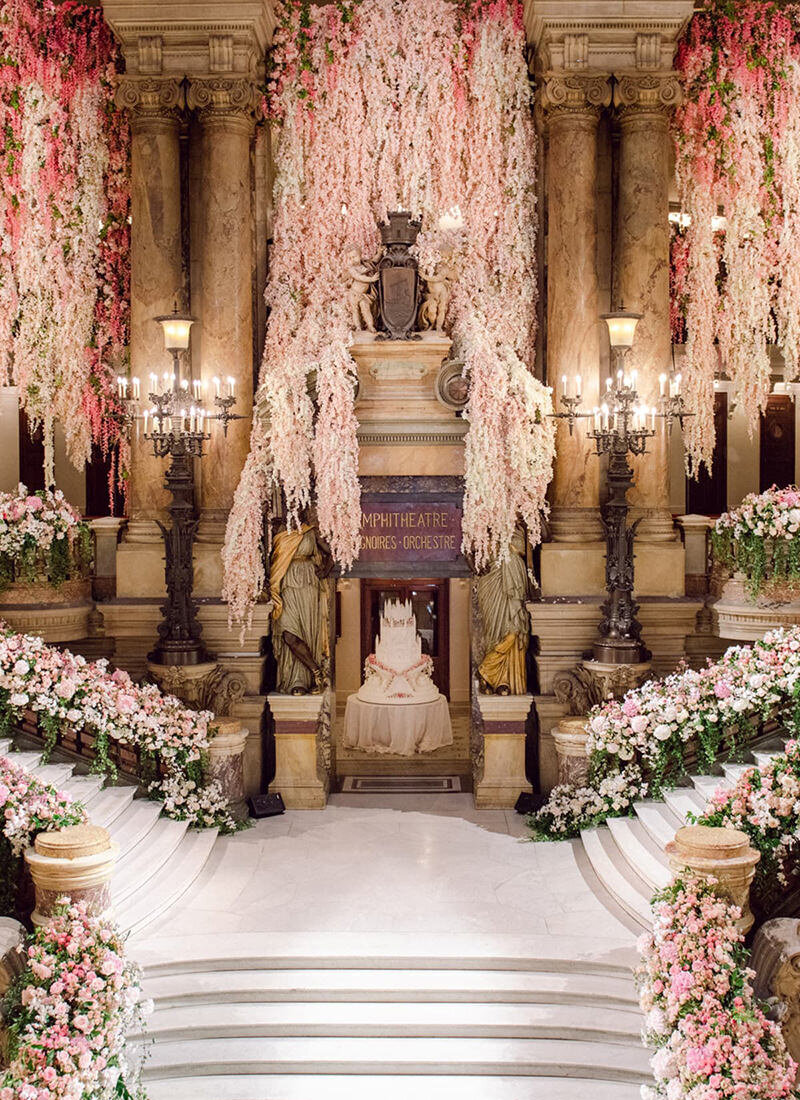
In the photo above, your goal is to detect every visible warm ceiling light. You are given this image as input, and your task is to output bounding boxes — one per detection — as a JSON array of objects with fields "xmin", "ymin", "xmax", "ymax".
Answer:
[{"xmin": 601, "ymin": 309, "xmax": 642, "ymax": 350}]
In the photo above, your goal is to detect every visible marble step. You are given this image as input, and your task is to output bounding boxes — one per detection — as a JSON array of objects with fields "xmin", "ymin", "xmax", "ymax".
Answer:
[
  {"xmin": 752, "ymin": 748, "xmax": 781, "ymax": 768},
  {"xmin": 580, "ymin": 827, "xmax": 652, "ymax": 926},
  {"xmin": 662, "ymin": 787, "xmax": 706, "ymax": 825},
  {"xmin": 118, "ymin": 827, "xmax": 219, "ymax": 937},
  {"xmin": 107, "ymin": 798, "xmax": 163, "ymax": 858},
  {"xmin": 0, "ymin": 738, "xmax": 12, "ymax": 755},
  {"xmin": 81, "ymin": 783, "xmax": 137, "ymax": 829},
  {"xmin": 605, "ymin": 816, "xmax": 670, "ymax": 893},
  {"xmin": 113, "ymin": 816, "xmax": 189, "ymax": 904},
  {"xmin": 134, "ymin": 933, "xmax": 639, "ymax": 978},
  {"xmin": 633, "ymin": 801, "xmax": 683, "ymax": 849},
  {"xmin": 690, "ymin": 773, "xmax": 730, "ymax": 801},
  {"xmin": 722, "ymin": 762, "xmax": 752, "ymax": 784},
  {"xmin": 143, "ymin": 1073, "xmax": 644, "ymax": 1100},
  {"xmin": 60, "ymin": 773, "xmax": 105, "ymax": 803},
  {"xmin": 5, "ymin": 750, "xmax": 43, "ymax": 771},
  {"xmin": 28, "ymin": 761, "xmax": 75, "ymax": 786},
  {"xmin": 140, "ymin": 1000, "xmax": 643, "ymax": 1044},
  {"xmin": 142, "ymin": 1035, "xmax": 651, "ymax": 1083},
  {"xmin": 144, "ymin": 966, "xmax": 638, "ymax": 1010}
]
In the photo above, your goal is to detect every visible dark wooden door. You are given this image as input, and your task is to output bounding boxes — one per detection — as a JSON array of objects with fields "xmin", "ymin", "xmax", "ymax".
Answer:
[
  {"xmin": 760, "ymin": 395, "xmax": 796, "ymax": 491},
  {"xmin": 687, "ymin": 391, "xmax": 727, "ymax": 515},
  {"xmin": 361, "ymin": 579, "xmax": 450, "ymax": 699},
  {"xmin": 18, "ymin": 409, "xmax": 45, "ymax": 491}
]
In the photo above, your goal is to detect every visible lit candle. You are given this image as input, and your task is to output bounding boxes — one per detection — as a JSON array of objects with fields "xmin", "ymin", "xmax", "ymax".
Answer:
[
  {"xmin": 132, "ymin": 377, "xmax": 140, "ymax": 401},
  {"xmin": 631, "ymin": 370, "xmax": 637, "ymax": 391},
  {"xmin": 594, "ymin": 407, "xmax": 600, "ymax": 430},
  {"xmin": 213, "ymin": 376, "xmax": 221, "ymax": 398},
  {"xmin": 675, "ymin": 373, "xmax": 682, "ymax": 394},
  {"xmin": 651, "ymin": 406, "xmax": 657, "ymax": 430},
  {"xmin": 181, "ymin": 411, "xmax": 186, "ymax": 433},
  {"xmin": 227, "ymin": 376, "xmax": 235, "ymax": 397},
  {"xmin": 192, "ymin": 379, "xmax": 201, "ymax": 400},
  {"xmin": 117, "ymin": 376, "xmax": 123, "ymax": 398},
  {"xmin": 575, "ymin": 375, "xmax": 582, "ymax": 398},
  {"xmin": 180, "ymin": 378, "xmax": 189, "ymax": 391},
  {"xmin": 617, "ymin": 370, "xmax": 623, "ymax": 386},
  {"xmin": 170, "ymin": 373, "xmax": 176, "ymax": 387},
  {"xmin": 198, "ymin": 409, "xmax": 205, "ymax": 432},
  {"xmin": 149, "ymin": 372, "xmax": 158, "ymax": 392},
  {"xmin": 659, "ymin": 373, "xmax": 667, "ymax": 396},
  {"xmin": 143, "ymin": 408, "xmax": 149, "ymax": 434},
  {"xmin": 601, "ymin": 403, "xmax": 609, "ymax": 429},
  {"xmin": 189, "ymin": 406, "xmax": 195, "ymax": 433},
  {"xmin": 606, "ymin": 378, "xmax": 612, "ymax": 393},
  {"xmin": 162, "ymin": 371, "xmax": 170, "ymax": 388}
]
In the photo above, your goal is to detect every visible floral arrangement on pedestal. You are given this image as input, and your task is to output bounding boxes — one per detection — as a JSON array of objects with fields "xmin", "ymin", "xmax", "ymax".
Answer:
[
  {"xmin": 0, "ymin": 629, "xmax": 237, "ymax": 832},
  {"xmin": 0, "ymin": 753, "xmax": 86, "ymax": 917},
  {"xmin": 712, "ymin": 485, "xmax": 800, "ymax": 601},
  {"xmin": 532, "ymin": 626, "xmax": 800, "ymax": 840},
  {"xmin": 222, "ymin": 0, "xmax": 554, "ymax": 626},
  {"xmin": 637, "ymin": 876, "xmax": 797, "ymax": 1100},
  {"xmin": 1, "ymin": 898, "xmax": 150, "ymax": 1100},
  {"xmin": 0, "ymin": 0, "xmax": 130, "ymax": 496},
  {"xmin": 673, "ymin": 0, "xmax": 800, "ymax": 474},
  {"xmin": 0, "ymin": 485, "xmax": 92, "ymax": 595}
]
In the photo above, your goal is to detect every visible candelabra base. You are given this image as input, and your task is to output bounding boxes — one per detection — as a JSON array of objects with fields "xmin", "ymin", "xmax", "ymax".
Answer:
[
  {"xmin": 147, "ymin": 640, "xmax": 212, "ymax": 667},
  {"xmin": 591, "ymin": 638, "xmax": 650, "ymax": 665},
  {"xmin": 581, "ymin": 656, "xmax": 651, "ymax": 702}
]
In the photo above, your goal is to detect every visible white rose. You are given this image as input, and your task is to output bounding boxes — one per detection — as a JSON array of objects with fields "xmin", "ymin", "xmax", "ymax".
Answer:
[
  {"xmin": 13, "ymin": 660, "xmax": 29, "ymax": 675},
  {"xmin": 653, "ymin": 724, "xmax": 672, "ymax": 741},
  {"xmin": 9, "ymin": 693, "xmax": 28, "ymax": 707}
]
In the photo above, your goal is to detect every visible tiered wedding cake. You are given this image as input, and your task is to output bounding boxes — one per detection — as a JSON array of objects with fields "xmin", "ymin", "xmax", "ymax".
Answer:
[{"xmin": 357, "ymin": 599, "xmax": 440, "ymax": 705}]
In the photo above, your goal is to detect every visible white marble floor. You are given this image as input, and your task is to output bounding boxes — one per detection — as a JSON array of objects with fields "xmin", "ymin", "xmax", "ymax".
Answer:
[{"xmin": 138, "ymin": 795, "xmax": 634, "ymax": 943}]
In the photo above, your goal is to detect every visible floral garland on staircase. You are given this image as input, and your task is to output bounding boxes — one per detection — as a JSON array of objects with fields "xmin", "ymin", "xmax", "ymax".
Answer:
[
  {"xmin": 532, "ymin": 627, "xmax": 800, "ymax": 840},
  {"xmin": 673, "ymin": 0, "xmax": 800, "ymax": 474},
  {"xmin": 222, "ymin": 0, "xmax": 554, "ymax": 625},
  {"xmin": 0, "ymin": 0, "xmax": 130, "ymax": 495}
]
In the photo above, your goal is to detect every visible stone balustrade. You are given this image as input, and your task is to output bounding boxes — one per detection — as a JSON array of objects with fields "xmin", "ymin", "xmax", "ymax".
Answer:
[
  {"xmin": 24, "ymin": 824, "xmax": 119, "ymax": 928},
  {"xmin": 665, "ymin": 824, "xmax": 760, "ymax": 933}
]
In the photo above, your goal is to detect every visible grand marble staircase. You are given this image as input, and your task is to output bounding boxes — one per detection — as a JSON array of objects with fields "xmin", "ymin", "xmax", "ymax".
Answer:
[
  {"xmin": 580, "ymin": 736, "xmax": 786, "ymax": 927},
  {"xmin": 0, "ymin": 737, "xmax": 218, "ymax": 936},
  {"xmin": 133, "ymin": 932, "xmax": 649, "ymax": 1100}
]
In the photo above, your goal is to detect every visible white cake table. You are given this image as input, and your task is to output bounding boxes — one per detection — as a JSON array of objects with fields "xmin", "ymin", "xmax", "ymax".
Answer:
[{"xmin": 343, "ymin": 694, "xmax": 453, "ymax": 757}]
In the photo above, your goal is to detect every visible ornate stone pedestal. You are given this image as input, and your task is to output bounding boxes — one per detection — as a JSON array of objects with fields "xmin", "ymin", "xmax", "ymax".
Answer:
[
  {"xmin": 665, "ymin": 824, "xmax": 760, "ymax": 933},
  {"xmin": 473, "ymin": 694, "xmax": 532, "ymax": 809},
  {"xmin": 552, "ymin": 716, "xmax": 590, "ymax": 786},
  {"xmin": 581, "ymin": 658, "xmax": 651, "ymax": 700},
  {"xmin": 269, "ymin": 693, "xmax": 331, "ymax": 809},
  {"xmin": 207, "ymin": 718, "xmax": 249, "ymax": 821},
  {"xmin": 24, "ymin": 824, "xmax": 119, "ymax": 927},
  {"xmin": 714, "ymin": 573, "xmax": 800, "ymax": 642},
  {"xmin": 147, "ymin": 659, "xmax": 247, "ymax": 714},
  {"xmin": 90, "ymin": 516, "xmax": 125, "ymax": 601},
  {"xmin": 750, "ymin": 918, "xmax": 800, "ymax": 1064},
  {"xmin": 0, "ymin": 580, "xmax": 93, "ymax": 643}
]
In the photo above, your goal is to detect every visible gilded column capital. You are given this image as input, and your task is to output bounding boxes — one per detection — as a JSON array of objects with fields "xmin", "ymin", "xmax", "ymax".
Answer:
[
  {"xmin": 115, "ymin": 76, "xmax": 184, "ymax": 122},
  {"xmin": 613, "ymin": 73, "xmax": 682, "ymax": 120},
  {"xmin": 538, "ymin": 72, "xmax": 612, "ymax": 120},
  {"xmin": 186, "ymin": 77, "xmax": 259, "ymax": 130}
]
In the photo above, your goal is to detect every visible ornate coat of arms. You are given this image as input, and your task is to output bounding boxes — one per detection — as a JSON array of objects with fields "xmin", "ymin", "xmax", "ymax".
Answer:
[{"xmin": 376, "ymin": 211, "xmax": 421, "ymax": 340}]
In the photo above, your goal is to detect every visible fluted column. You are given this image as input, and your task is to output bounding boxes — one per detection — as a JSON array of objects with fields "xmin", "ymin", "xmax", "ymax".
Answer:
[
  {"xmin": 115, "ymin": 78, "xmax": 184, "ymax": 541},
  {"xmin": 614, "ymin": 73, "xmax": 682, "ymax": 542},
  {"xmin": 541, "ymin": 74, "xmax": 611, "ymax": 545},
  {"xmin": 187, "ymin": 78, "xmax": 256, "ymax": 546}
]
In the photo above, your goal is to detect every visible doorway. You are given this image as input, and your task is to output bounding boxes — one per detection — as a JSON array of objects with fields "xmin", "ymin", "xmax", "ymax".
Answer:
[{"xmin": 361, "ymin": 579, "xmax": 450, "ymax": 699}]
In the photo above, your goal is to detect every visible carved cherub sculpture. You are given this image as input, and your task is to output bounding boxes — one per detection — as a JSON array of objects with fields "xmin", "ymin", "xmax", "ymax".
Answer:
[
  {"xmin": 419, "ymin": 260, "xmax": 452, "ymax": 331},
  {"xmin": 346, "ymin": 250, "xmax": 378, "ymax": 332}
]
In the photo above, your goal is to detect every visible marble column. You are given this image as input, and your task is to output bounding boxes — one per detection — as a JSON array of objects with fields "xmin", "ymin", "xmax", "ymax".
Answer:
[
  {"xmin": 614, "ymin": 73, "xmax": 682, "ymax": 543},
  {"xmin": 186, "ymin": 78, "xmax": 256, "ymax": 562},
  {"xmin": 538, "ymin": 74, "xmax": 611, "ymax": 596},
  {"xmin": 115, "ymin": 79, "xmax": 184, "ymax": 545}
]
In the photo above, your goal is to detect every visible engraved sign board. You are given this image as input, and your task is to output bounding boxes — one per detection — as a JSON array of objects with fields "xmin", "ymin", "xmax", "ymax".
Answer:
[{"xmin": 359, "ymin": 502, "xmax": 462, "ymax": 563}]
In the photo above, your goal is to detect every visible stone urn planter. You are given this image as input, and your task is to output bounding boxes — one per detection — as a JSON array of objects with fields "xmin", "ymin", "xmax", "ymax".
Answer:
[
  {"xmin": 0, "ymin": 578, "xmax": 93, "ymax": 643},
  {"xmin": 714, "ymin": 571, "xmax": 800, "ymax": 643},
  {"xmin": 552, "ymin": 716, "xmax": 591, "ymax": 787}
]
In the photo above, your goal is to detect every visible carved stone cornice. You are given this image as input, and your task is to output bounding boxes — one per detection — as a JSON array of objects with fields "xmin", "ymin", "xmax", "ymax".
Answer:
[
  {"xmin": 613, "ymin": 72, "xmax": 682, "ymax": 119},
  {"xmin": 538, "ymin": 72, "xmax": 612, "ymax": 120},
  {"xmin": 186, "ymin": 76, "xmax": 259, "ymax": 127},
  {"xmin": 115, "ymin": 76, "xmax": 184, "ymax": 121}
]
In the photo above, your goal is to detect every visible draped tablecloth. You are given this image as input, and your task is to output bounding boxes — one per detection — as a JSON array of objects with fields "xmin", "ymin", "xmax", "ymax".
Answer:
[{"xmin": 343, "ymin": 694, "xmax": 453, "ymax": 757}]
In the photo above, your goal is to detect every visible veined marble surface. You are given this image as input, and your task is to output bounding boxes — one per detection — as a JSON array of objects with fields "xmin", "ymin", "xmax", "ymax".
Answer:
[{"xmin": 135, "ymin": 795, "xmax": 634, "ymax": 943}]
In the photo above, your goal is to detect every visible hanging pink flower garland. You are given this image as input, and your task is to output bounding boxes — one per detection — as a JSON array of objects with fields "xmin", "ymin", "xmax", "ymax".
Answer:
[
  {"xmin": 673, "ymin": 0, "xmax": 800, "ymax": 474},
  {"xmin": 223, "ymin": 0, "xmax": 554, "ymax": 625},
  {"xmin": 0, "ymin": 0, "xmax": 130, "ymax": 496}
]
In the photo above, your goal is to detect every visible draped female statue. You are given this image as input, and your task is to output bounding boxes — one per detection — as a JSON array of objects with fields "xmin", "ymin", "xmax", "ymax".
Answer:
[
  {"xmin": 269, "ymin": 524, "xmax": 331, "ymax": 695},
  {"xmin": 476, "ymin": 529, "xmax": 530, "ymax": 695}
]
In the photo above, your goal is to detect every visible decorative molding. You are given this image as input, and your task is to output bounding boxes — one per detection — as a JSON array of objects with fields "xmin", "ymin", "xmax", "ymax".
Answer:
[
  {"xmin": 209, "ymin": 33, "xmax": 235, "ymax": 73},
  {"xmin": 186, "ymin": 76, "xmax": 259, "ymax": 124},
  {"xmin": 137, "ymin": 34, "xmax": 163, "ymax": 74},
  {"xmin": 538, "ymin": 72, "xmax": 612, "ymax": 117},
  {"xmin": 357, "ymin": 428, "xmax": 467, "ymax": 447},
  {"xmin": 562, "ymin": 33, "xmax": 589, "ymax": 69},
  {"xmin": 636, "ymin": 32, "xmax": 662, "ymax": 70},
  {"xmin": 613, "ymin": 72, "xmax": 682, "ymax": 116},
  {"xmin": 115, "ymin": 76, "xmax": 184, "ymax": 119}
]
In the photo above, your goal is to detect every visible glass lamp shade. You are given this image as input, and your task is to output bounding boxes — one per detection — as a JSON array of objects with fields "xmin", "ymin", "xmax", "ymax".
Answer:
[
  {"xmin": 154, "ymin": 310, "xmax": 195, "ymax": 350},
  {"xmin": 601, "ymin": 310, "xmax": 642, "ymax": 350}
]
